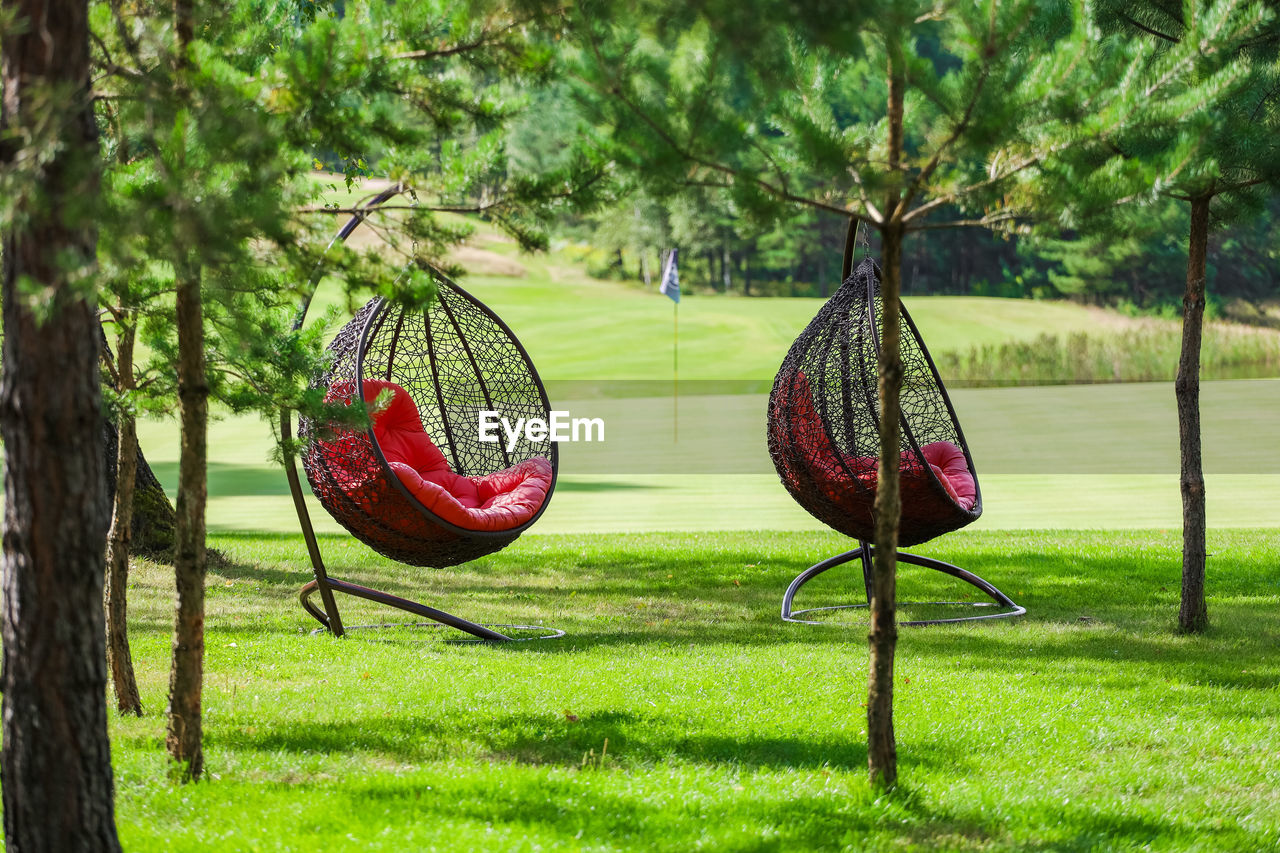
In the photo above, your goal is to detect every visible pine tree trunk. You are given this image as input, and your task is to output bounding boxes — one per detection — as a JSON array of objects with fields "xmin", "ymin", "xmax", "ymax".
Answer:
[
  {"xmin": 166, "ymin": 0, "xmax": 207, "ymax": 780},
  {"xmin": 869, "ymin": 223, "xmax": 904, "ymax": 788},
  {"xmin": 167, "ymin": 258, "xmax": 208, "ymax": 781},
  {"xmin": 0, "ymin": 0, "xmax": 123, "ymax": 846},
  {"xmin": 102, "ymin": 406, "xmax": 177, "ymax": 556},
  {"xmin": 868, "ymin": 49, "xmax": 905, "ymax": 792},
  {"xmin": 105, "ymin": 322, "xmax": 143, "ymax": 715},
  {"xmin": 100, "ymin": 332, "xmax": 176, "ymax": 557},
  {"xmin": 1177, "ymin": 194, "xmax": 1211, "ymax": 634}
]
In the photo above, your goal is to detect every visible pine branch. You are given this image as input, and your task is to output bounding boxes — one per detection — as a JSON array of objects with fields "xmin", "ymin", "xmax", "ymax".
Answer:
[
  {"xmin": 105, "ymin": 0, "xmax": 146, "ymax": 70},
  {"xmin": 595, "ymin": 75, "xmax": 856, "ymax": 218},
  {"xmin": 906, "ymin": 209, "xmax": 1024, "ymax": 231},
  {"xmin": 1117, "ymin": 11, "xmax": 1180, "ymax": 43},
  {"xmin": 901, "ymin": 154, "xmax": 1042, "ymax": 224},
  {"xmin": 848, "ymin": 167, "xmax": 886, "ymax": 224},
  {"xmin": 391, "ymin": 12, "xmax": 553, "ymax": 61},
  {"xmin": 898, "ymin": 13, "xmax": 1001, "ymax": 211},
  {"xmin": 89, "ymin": 30, "xmax": 143, "ymax": 80},
  {"xmin": 297, "ymin": 203, "xmax": 499, "ymax": 215},
  {"xmin": 576, "ymin": 15, "xmax": 862, "ymax": 221}
]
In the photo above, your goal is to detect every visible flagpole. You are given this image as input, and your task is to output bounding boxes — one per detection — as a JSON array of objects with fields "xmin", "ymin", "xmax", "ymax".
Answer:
[
  {"xmin": 673, "ymin": 299, "xmax": 678, "ymax": 444},
  {"xmin": 659, "ymin": 247, "xmax": 680, "ymax": 444}
]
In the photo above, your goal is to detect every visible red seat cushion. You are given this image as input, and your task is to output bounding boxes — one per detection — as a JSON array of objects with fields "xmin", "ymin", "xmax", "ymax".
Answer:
[
  {"xmin": 332, "ymin": 380, "xmax": 552, "ymax": 532},
  {"xmin": 782, "ymin": 370, "xmax": 975, "ymax": 511},
  {"xmin": 919, "ymin": 440, "xmax": 976, "ymax": 510}
]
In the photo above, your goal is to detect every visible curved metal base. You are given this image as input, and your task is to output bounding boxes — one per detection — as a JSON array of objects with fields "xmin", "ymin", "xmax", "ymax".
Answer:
[
  {"xmin": 782, "ymin": 544, "xmax": 1025, "ymax": 627},
  {"xmin": 300, "ymin": 579, "xmax": 563, "ymax": 642}
]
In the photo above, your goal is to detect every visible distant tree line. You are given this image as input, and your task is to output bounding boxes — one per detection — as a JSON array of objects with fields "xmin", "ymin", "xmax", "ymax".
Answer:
[
  {"xmin": 548, "ymin": 183, "xmax": 1280, "ymax": 310},
  {"xmin": 501, "ymin": 73, "xmax": 1280, "ymax": 311}
]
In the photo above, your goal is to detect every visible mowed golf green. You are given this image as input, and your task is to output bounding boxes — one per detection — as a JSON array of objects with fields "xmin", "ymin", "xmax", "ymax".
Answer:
[
  {"xmin": 306, "ymin": 176, "xmax": 1178, "ymax": 379},
  {"xmin": 134, "ymin": 195, "xmax": 1280, "ymax": 534}
]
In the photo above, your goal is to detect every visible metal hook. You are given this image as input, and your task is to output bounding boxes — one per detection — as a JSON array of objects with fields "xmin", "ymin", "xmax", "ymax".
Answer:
[{"xmin": 855, "ymin": 217, "xmax": 870, "ymax": 261}]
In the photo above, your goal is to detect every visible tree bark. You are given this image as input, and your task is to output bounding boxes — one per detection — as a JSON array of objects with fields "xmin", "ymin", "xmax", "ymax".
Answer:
[
  {"xmin": 868, "ymin": 48, "xmax": 905, "ymax": 792},
  {"xmin": 100, "ymin": 327, "xmax": 176, "ymax": 558},
  {"xmin": 166, "ymin": 0, "xmax": 208, "ymax": 780},
  {"xmin": 102, "ymin": 411, "xmax": 177, "ymax": 557},
  {"xmin": 1177, "ymin": 194, "xmax": 1211, "ymax": 634},
  {"xmin": 0, "ymin": 0, "xmax": 123, "ymax": 847},
  {"xmin": 166, "ymin": 258, "xmax": 208, "ymax": 781},
  {"xmin": 105, "ymin": 321, "xmax": 142, "ymax": 715}
]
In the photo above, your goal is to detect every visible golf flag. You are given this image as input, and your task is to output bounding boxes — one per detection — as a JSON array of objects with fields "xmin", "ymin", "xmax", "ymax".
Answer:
[{"xmin": 659, "ymin": 248, "xmax": 680, "ymax": 303}]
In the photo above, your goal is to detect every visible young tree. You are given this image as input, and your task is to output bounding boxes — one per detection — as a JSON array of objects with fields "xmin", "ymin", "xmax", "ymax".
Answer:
[
  {"xmin": 0, "ymin": 0, "xmax": 123, "ymax": 846},
  {"xmin": 97, "ymin": 260, "xmax": 178, "ymax": 714},
  {"xmin": 102, "ymin": 312, "xmax": 148, "ymax": 715},
  {"xmin": 1090, "ymin": 0, "xmax": 1280, "ymax": 634},
  {"xmin": 569, "ymin": 0, "xmax": 1212, "ymax": 786},
  {"xmin": 101, "ymin": 395, "xmax": 177, "ymax": 558},
  {"xmin": 91, "ymin": 0, "xmax": 604, "ymax": 779}
]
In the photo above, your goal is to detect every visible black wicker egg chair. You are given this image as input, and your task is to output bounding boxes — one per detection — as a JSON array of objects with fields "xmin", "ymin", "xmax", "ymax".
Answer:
[
  {"xmin": 767, "ymin": 227, "xmax": 1023, "ymax": 626},
  {"xmin": 280, "ymin": 187, "xmax": 561, "ymax": 641}
]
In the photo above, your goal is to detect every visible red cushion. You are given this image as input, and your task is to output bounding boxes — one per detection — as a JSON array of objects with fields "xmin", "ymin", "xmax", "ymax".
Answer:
[
  {"xmin": 920, "ymin": 440, "xmax": 976, "ymax": 509},
  {"xmin": 783, "ymin": 370, "xmax": 975, "ymax": 511},
  {"xmin": 388, "ymin": 458, "xmax": 554, "ymax": 532},
  {"xmin": 327, "ymin": 379, "xmax": 552, "ymax": 532}
]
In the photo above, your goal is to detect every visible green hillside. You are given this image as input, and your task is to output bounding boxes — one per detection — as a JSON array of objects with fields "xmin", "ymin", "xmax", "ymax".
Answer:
[{"xmin": 309, "ymin": 176, "xmax": 1204, "ymax": 382}]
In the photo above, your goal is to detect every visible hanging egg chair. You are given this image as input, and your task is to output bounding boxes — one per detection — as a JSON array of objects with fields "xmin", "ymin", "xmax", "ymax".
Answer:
[
  {"xmin": 767, "ymin": 223, "xmax": 1023, "ymax": 626},
  {"xmin": 281, "ymin": 187, "xmax": 561, "ymax": 641}
]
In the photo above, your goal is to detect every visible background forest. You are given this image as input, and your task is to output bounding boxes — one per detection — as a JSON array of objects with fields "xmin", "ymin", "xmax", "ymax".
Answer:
[{"xmin": 341, "ymin": 63, "xmax": 1280, "ymax": 316}]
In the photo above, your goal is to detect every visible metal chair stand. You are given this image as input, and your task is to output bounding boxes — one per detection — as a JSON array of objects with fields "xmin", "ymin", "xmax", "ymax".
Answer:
[
  {"xmin": 781, "ymin": 542, "xmax": 1025, "ymax": 627},
  {"xmin": 279, "ymin": 185, "xmax": 563, "ymax": 645},
  {"xmin": 283, "ymin": 414, "xmax": 563, "ymax": 644}
]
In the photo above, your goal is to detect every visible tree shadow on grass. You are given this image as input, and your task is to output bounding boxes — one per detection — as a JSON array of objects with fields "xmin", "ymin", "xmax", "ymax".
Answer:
[
  {"xmin": 912, "ymin": 620, "xmax": 1280, "ymax": 696},
  {"xmin": 339, "ymin": 777, "xmax": 982, "ymax": 852},
  {"xmin": 197, "ymin": 531, "xmax": 1280, "ymax": 669},
  {"xmin": 151, "ymin": 462, "xmax": 291, "ymax": 497},
  {"xmin": 208, "ymin": 708, "xmax": 894, "ymax": 772},
  {"xmin": 190, "ymin": 738, "xmax": 1267, "ymax": 853}
]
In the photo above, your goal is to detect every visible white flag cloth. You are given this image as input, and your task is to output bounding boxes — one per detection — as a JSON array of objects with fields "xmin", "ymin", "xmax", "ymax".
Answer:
[{"xmin": 659, "ymin": 248, "xmax": 680, "ymax": 303}]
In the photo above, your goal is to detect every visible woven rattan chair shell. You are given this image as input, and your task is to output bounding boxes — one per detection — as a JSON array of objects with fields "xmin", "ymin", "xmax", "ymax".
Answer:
[
  {"xmin": 300, "ymin": 281, "xmax": 558, "ymax": 569},
  {"xmin": 767, "ymin": 258, "xmax": 980, "ymax": 548}
]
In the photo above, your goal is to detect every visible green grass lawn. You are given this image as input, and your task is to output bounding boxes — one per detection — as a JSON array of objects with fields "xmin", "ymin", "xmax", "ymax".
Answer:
[{"xmin": 110, "ymin": 528, "xmax": 1280, "ymax": 851}]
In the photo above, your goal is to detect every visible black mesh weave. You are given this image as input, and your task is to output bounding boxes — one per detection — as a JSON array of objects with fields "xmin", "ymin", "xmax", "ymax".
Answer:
[
  {"xmin": 767, "ymin": 258, "xmax": 981, "ymax": 547},
  {"xmin": 300, "ymin": 271, "xmax": 557, "ymax": 568}
]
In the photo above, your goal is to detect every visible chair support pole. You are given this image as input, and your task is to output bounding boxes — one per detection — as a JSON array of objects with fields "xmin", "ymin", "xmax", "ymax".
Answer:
[
  {"xmin": 299, "ymin": 579, "xmax": 519, "ymax": 641},
  {"xmin": 859, "ymin": 543, "xmax": 874, "ymax": 605},
  {"xmin": 281, "ymin": 408, "xmax": 346, "ymax": 637},
  {"xmin": 782, "ymin": 542, "xmax": 1025, "ymax": 627}
]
